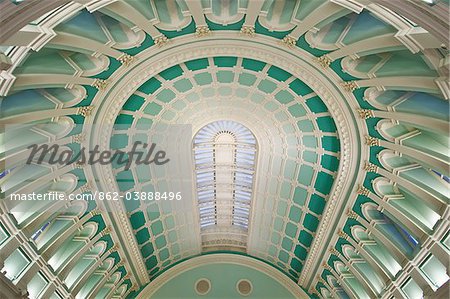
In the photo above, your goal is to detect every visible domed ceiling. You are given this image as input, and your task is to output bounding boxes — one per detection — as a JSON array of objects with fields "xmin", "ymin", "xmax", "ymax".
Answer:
[{"xmin": 0, "ymin": 0, "xmax": 449, "ymax": 299}]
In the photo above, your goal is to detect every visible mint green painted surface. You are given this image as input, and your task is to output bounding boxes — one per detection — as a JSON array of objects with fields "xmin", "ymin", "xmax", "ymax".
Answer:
[
  {"xmin": 112, "ymin": 56, "xmax": 340, "ymax": 280},
  {"xmin": 15, "ymin": 49, "xmax": 74, "ymax": 75},
  {"xmin": 123, "ymin": 0, "xmax": 156, "ymax": 20},
  {"xmin": 54, "ymin": 10, "xmax": 108, "ymax": 43},
  {"xmin": 151, "ymin": 263, "xmax": 297, "ymax": 299},
  {"xmin": 295, "ymin": 0, "xmax": 326, "ymax": 20},
  {"xmin": 342, "ymin": 12, "xmax": 396, "ymax": 44}
]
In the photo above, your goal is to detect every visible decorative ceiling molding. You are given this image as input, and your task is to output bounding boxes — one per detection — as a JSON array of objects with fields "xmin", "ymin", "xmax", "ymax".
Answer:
[{"xmin": 83, "ymin": 32, "xmax": 364, "ymax": 289}]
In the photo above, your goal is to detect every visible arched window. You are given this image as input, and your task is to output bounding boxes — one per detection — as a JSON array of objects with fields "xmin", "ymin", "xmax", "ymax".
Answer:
[{"xmin": 193, "ymin": 120, "xmax": 257, "ymax": 250}]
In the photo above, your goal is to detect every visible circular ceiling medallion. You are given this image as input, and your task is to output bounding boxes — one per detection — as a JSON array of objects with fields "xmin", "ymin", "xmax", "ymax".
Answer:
[
  {"xmin": 195, "ymin": 278, "xmax": 211, "ymax": 295},
  {"xmin": 236, "ymin": 279, "xmax": 253, "ymax": 296}
]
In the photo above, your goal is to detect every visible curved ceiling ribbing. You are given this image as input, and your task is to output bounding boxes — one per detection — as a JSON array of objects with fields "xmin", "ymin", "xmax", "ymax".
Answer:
[
  {"xmin": 0, "ymin": 1, "xmax": 448, "ymax": 299},
  {"xmin": 111, "ymin": 56, "xmax": 341, "ymax": 281}
]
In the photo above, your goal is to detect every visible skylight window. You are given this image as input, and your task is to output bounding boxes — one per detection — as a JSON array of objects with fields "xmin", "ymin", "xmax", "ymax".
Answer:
[
  {"xmin": 193, "ymin": 121, "xmax": 257, "ymax": 233},
  {"xmin": 432, "ymin": 169, "xmax": 450, "ymax": 183},
  {"xmin": 31, "ymin": 221, "xmax": 51, "ymax": 241}
]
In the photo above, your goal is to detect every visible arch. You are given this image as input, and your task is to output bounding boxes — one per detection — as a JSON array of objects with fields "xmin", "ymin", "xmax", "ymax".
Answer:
[
  {"xmin": 333, "ymin": 260, "xmax": 371, "ymax": 299},
  {"xmin": 7, "ymin": 173, "xmax": 78, "ymax": 229},
  {"xmin": 74, "ymin": 257, "xmax": 115, "ymax": 299},
  {"xmin": 341, "ymin": 243, "xmax": 385, "ymax": 293},
  {"xmin": 341, "ymin": 48, "xmax": 438, "ymax": 79},
  {"xmin": 363, "ymin": 89, "xmax": 449, "ymax": 121},
  {"xmin": 96, "ymin": 11, "xmax": 146, "ymax": 50},
  {"xmin": 64, "ymin": 240, "xmax": 107, "ymax": 289},
  {"xmin": 320, "ymin": 287, "xmax": 332, "ymax": 298},
  {"xmin": 152, "ymin": 0, "xmax": 191, "ymax": 31},
  {"xmin": 327, "ymin": 275, "xmax": 340, "ymax": 289},
  {"xmin": 3, "ymin": 116, "xmax": 74, "ymax": 158},
  {"xmin": 112, "ymin": 284, "xmax": 128, "ymax": 298},
  {"xmin": 351, "ymin": 225, "xmax": 402, "ymax": 277},
  {"xmin": 376, "ymin": 119, "xmax": 449, "ymax": 165},
  {"xmin": 306, "ymin": 10, "xmax": 398, "ymax": 53},
  {"xmin": 1, "ymin": 86, "xmax": 86, "ymax": 118},
  {"xmin": 204, "ymin": 0, "xmax": 246, "ymax": 25},
  {"xmin": 363, "ymin": 202, "xmax": 419, "ymax": 257},
  {"xmin": 137, "ymin": 253, "xmax": 308, "ymax": 298},
  {"xmin": 378, "ymin": 149, "xmax": 449, "ymax": 205},
  {"xmin": 35, "ymin": 216, "xmax": 97, "ymax": 251},
  {"xmin": 373, "ymin": 177, "xmax": 440, "ymax": 231},
  {"xmin": 14, "ymin": 48, "xmax": 110, "ymax": 78}
]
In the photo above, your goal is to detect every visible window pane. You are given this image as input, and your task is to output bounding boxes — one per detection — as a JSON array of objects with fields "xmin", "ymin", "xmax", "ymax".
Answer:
[
  {"xmin": 420, "ymin": 255, "xmax": 449, "ymax": 288},
  {"xmin": 401, "ymin": 278, "xmax": 423, "ymax": 299},
  {"xmin": 2, "ymin": 248, "xmax": 30, "ymax": 280},
  {"xmin": 194, "ymin": 120, "xmax": 256, "ymax": 234}
]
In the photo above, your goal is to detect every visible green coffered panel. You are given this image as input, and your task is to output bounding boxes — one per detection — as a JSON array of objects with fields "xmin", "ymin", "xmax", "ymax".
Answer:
[{"xmin": 112, "ymin": 56, "xmax": 340, "ymax": 279}]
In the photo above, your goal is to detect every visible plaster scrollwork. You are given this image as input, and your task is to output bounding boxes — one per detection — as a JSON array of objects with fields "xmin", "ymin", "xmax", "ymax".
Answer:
[
  {"xmin": 154, "ymin": 35, "xmax": 169, "ymax": 47},
  {"xmin": 365, "ymin": 135, "xmax": 380, "ymax": 146},
  {"xmin": 78, "ymin": 182, "xmax": 91, "ymax": 193},
  {"xmin": 77, "ymin": 106, "xmax": 95, "ymax": 117},
  {"xmin": 342, "ymin": 81, "xmax": 359, "ymax": 92},
  {"xmin": 357, "ymin": 109, "xmax": 374, "ymax": 119},
  {"xmin": 118, "ymin": 53, "xmax": 134, "ymax": 66},
  {"xmin": 92, "ymin": 79, "xmax": 108, "ymax": 90},
  {"xmin": 195, "ymin": 25, "xmax": 211, "ymax": 37},
  {"xmin": 346, "ymin": 209, "xmax": 358, "ymax": 220},
  {"xmin": 337, "ymin": 230, "xmax": 347, "ymax": 239},
  {"xmin": 280, "ymin": 35, "xmax": 297, "ymax": 48},
  {"xmin": 317, "ymin": 55, "xmax": 332, "ymax": 68},
  {"xmin": 71, "ymin": 133, "xmax": 86, "ymax": 143},
  {"xmin": 357, "ymin": 185, "xmax": 370, "ymax": 197},
  {"xmin": 364, "ymin": 162, "xmax": 379, "ymax": 172},
  {"xmin": 240, "ymin": 25, "xmax": 256, "ymax": 37},
  {"xmin": 74, "ymin": 161, "xmax": 86, "ymax": 169}
]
